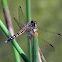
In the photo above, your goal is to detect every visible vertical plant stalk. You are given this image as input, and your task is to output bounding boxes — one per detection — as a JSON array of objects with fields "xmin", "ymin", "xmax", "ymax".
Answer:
[
  {"xmin": 0, "ymin": 20, "xmax": 29, "ymax": 62},
  {"xmin": 26, "ymin": 0, "xmax": 31, "ymax": 23},
  {"xmin": 32, "ymin": 22, "xmax": 41, "ymax": 62},
  {"xmin": 1, "ymin": 0, "xmax": 20, "ymax": 62},
  {"xmin": 33, "ymin": 31, "xmax": 39, "ymax": 62},
  {"xmin": 32, "ymin": 24, "xmax": 44, "ymax": 62},
  {"xmin": 26, "ymin": 0, "xmax": 32, "ymax": 62}
]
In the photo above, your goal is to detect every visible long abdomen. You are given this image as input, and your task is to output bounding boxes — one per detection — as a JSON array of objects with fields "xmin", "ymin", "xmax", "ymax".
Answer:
[{"xmin": 5, "ymin": 29, "xmax": 26, "ymax": 43}]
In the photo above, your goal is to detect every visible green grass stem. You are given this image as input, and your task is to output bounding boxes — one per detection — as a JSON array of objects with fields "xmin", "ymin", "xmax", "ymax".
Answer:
[
  {"xmin": 33, "ymin": 33, "xmax": 39, "ymax": 62},
  {"xmin": 26, "ymin": 0, "xmax": 32, "ymax": 62},
  {"xmin": 1, "ymin": 0, "xmax": 7, "ymax": 10}
]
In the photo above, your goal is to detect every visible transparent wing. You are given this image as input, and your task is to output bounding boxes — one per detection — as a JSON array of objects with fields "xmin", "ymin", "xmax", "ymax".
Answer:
[
  {"xmin": 13, "ymin": 17, "xmax": 23, "ymax": 29},
  {"xmin": 13, "ymin": 6, "xmax": 26, "ymax": 29},
  {"xmin": 38, "ymin": 26, "xmax": 62, "ymax": 55},
  {"xmin": 12, "ymin": 6, "xmax": 28, "ymax": 43},
  {"xmin": 38, "ymin": 27, "xmax": 62, "ymax": 45},
  {"xmin": 39, "ymin": 27, "xmax": 62, "ymax": 37},
  {"xmin": 18, "ymin": 6, "xmax": 26, "ymax": 26}
]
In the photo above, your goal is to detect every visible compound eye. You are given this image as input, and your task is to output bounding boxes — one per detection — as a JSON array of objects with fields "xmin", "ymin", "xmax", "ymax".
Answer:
[{"xmin": 31, "ymin": 21, "xmax": 34, "ymax": 23}]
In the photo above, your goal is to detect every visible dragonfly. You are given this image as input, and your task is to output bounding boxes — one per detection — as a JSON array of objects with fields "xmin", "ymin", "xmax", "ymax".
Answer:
[
  {"xmin": 5, "ymin": 6, "xmax": 62, "ymax": 56},
  {"xmin": 5, "ymin": 6, "xmax": 38, "ymax": 43}
]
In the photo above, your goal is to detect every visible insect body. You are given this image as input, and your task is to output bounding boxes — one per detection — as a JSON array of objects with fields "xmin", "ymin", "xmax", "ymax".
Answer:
[{"xmin": 5, "ymin": 21, "xmax": 37, "ymax": 43}]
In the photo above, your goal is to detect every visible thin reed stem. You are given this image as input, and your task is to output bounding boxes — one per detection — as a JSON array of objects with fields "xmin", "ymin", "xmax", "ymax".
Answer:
[
  {"xmin": 26, "ymin": 0, "xmax": 32, "ymax": 62},
  {"xmin": 33, "ymin": 32, "xmax": 39, "ymax": 62}
]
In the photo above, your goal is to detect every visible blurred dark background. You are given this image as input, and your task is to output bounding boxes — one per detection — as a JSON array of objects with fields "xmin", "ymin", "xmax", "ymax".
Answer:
[{"xmin": 0, "ymin": 0, "xmax": 62, "ymax": 62}]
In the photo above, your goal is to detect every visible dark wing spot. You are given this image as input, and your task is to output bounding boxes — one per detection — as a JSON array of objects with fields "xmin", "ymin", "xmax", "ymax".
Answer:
[
  {"xmin": 50, "ymin": 44, "xmax": 54, "ymax": 47},
  {"xmin": 19, "ymin": 6, "xmax": 21, "ymax": 8},
  {"xmin": 57, "ymin": 33, "xmax": 62, "ymax": 36}
]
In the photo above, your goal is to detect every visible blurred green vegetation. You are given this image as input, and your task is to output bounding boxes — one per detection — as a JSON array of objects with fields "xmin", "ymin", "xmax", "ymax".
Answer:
[{"xmin": 0, "ymin": 0, "xmax": 62, "ymax": 62}]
